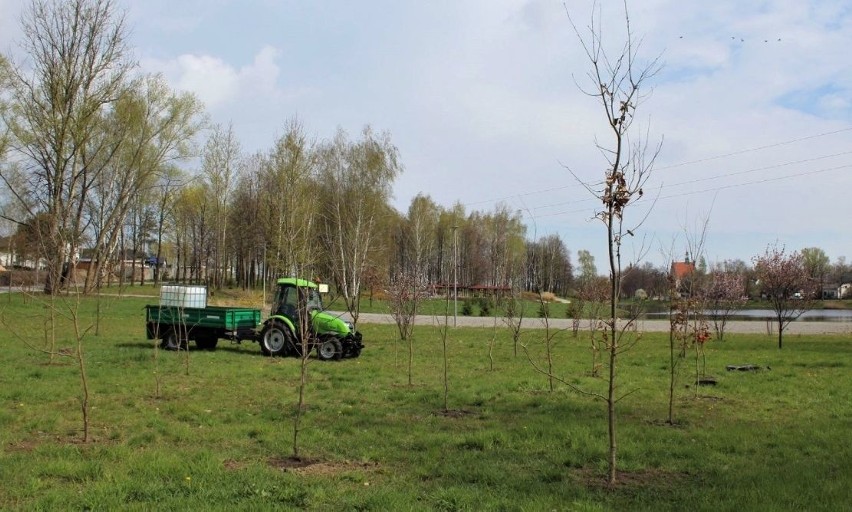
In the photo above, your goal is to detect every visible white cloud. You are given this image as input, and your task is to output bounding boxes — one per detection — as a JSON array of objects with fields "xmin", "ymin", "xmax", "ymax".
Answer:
[{"xmin": 141, "ymin": 45, "xmax": 285, "ymax": 110}]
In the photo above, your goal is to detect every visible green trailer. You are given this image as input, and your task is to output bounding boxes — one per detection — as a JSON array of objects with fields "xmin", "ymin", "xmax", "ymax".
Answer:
[{"xmin": 145, "ymin": 305, "xmax": 262, "ymax": 350}]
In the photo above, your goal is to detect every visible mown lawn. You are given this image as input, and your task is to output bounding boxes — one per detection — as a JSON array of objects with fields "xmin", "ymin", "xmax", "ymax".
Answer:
[{"xmin": 0, "ymin": 292, "xmax": 849, "ymax": 510}]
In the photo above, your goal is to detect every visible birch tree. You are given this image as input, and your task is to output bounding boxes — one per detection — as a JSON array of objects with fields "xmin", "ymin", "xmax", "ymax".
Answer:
[
  {"xmin": 317, "ymin": 126, "xmax": 401, "ymax": 325},
  {"xmin": 82, "ymin": 75, "xmax": 203, "ymax": 291},
  {"xmin": 260, "ymin": 118, "xmax": 317, "ymax": 281},
  {"xmin": 201, "ymin": 123, "xmax": 241, "ymax": 289}
]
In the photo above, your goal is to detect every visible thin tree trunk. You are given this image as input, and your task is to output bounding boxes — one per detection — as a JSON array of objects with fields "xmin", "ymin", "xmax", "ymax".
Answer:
[
  {"xmin": 74, "ymin": 315, "xmax": 90, "ymax": 443},
  {"xmin": 668, "ymin": 327, "xmax": 675, "ymax": 424},
  {"xmin": 608, "ymin": 345, "xmax": 617, "ymax": 485}
]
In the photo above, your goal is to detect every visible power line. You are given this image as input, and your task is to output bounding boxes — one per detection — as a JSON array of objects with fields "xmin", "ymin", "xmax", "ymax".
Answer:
[
  {"xmin": 528, "ymin": 163, "xmax": 852, "ymax": 219},
  {"xmin": 460, "ymin": 126, "xmax": 852, "ymax": 209},
  {"xmin": 659, "ymin": 150, "xmax": 852, "ymax": 188},
  {"xmin": 523, "ymin": 150, "xmax": 852, "ymax": 213},
  {"xmin": 656, "ymin": 127, "xmax": 852, "ymax": 171},
  {"xmin": 652, "ymin": 163, "xmax": 852, "ymax": 202}
]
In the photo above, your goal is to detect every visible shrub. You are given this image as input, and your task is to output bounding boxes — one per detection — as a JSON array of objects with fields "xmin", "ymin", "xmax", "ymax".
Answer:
[
  {"xmin": 566, "ymin": 301, "xmax": 580, "ymax": 318},
  {"xmin": 461, "ymin": 299, "xmax": 474, "ymax": 316}
]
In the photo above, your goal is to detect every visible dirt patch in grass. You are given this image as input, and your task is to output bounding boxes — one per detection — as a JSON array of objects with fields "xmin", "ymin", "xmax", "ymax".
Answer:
[
  {"xmin": 223, "ymin": 459, "xmax": 245, "ymax": 471},
  {"xmin": 7, "ymin": 438, "xmax": 40, "ymax": 453},
  {"xmin": 645, "ymin": 418, "xmax": 689, "ymax": 428},
  {"xmin": 573, "ymin": 467, "xmax": 690, "ymax": 490},
  {"xmin": 694, "ymin": 395, "xmax": 725, "ymax": 402},
  {"xmin": 267, "ymin": 456, "xmax": 378, "ymax": 476},
  {"xmin": 434, "ymin": 409, "xmax": 476, "ymax": 419},
  {"xmin": 267, "ymin": 456, "xmax": 317, "ymax": 471}
]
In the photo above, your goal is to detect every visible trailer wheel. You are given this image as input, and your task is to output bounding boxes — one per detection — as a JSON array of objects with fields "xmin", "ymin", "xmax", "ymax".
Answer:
[
  {"xmin": 161, "ymin": 329, "xmax": 187, "ymax": 351},
  {"xmin": 196, "ymin": 336, "xmax": 218, "ymax": 351},
  {"xmin": 317, "ymin": 338, "xmax": 343, "ymax": 361},
  {"xmin": 260, "ymin": 322, "xmax": 292, "ymax": 356}
]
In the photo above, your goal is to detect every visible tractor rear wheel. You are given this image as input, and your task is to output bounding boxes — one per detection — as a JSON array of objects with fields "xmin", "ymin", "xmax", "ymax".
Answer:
[{"xmin": 260, "ymin": 322, "xmax": 292, "ymax": 356}]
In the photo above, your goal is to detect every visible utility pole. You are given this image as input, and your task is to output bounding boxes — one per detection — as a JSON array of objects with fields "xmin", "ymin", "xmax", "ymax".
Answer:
[{"xmin": 262, "ymin": 245, "xmax": 267, "ymax": 310}]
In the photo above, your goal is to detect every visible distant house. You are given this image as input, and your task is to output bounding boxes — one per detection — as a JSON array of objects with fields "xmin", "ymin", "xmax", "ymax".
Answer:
[
  {"xmin": 76, "ymin": 257, "xmax": 153, "ymax": 281},
  {"xmin": 822, "ymin": 285, "xmax": 838, "ymax": 300},
  {"xmin": 467, "ymin": 284, "xmax": 511, "ymax": 299},
  {"xmin": 822, "ymin": 274, "xmax": 852, "ymax": 300},
  {"xmin": 671, "ymin": 253, "xmax": 696, "ymax": 294},
  {"xmin": 0, "ymin": 236, "xmax": 11, "ymax": 268}
]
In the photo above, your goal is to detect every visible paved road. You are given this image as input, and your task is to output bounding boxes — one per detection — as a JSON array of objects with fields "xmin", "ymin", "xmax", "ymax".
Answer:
[
  {"xmin": 5, "ymin": 287, "xmax": 847, "ymax": 335},
  {"xmin": 345, "ymin": 312, "xmax": 852, "ymax": 335}
]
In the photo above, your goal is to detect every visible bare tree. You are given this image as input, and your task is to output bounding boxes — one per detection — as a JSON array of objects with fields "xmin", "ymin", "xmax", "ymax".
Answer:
[
  {"xmin": 753, "ymin": 243, "xmax": 817, "ymax": 349},
  {"xmin": 290, "ymin": 268, "xmax": 314, "ymax": 459},
  {"xmin": 437, "ymin": 290, "xmax": 452, "ymax": 413},
  {"xmin": 533, "ymin": 290, "xmax": 561, "ymax": 392},
  {"xmin": 387, "ymin": 270, "xmax": 423, "ymax": 386},
  {"xmin": 564, "ymin": 0, "xmax": 662, "ymax": 484},
  {"xmin": 1, "ymin": 290, "xmax": 96, "ymax": 441},
  {"xmin": 503, "ymin": 290, "xmax": 526, "ymax": 357},
  {"xmin": 578, "ymin": 276, "xmax": 609, "ymax": 376}
]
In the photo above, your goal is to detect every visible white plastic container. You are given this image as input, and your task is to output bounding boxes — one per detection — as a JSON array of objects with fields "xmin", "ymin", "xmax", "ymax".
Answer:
[{"xmin": 160, "ymin": 285, "xmax": 207, "ymax": 308}]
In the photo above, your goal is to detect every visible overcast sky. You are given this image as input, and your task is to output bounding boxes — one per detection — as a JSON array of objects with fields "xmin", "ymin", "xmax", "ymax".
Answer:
[{"xmin": 2, "ymin": 0, "xmax": 850, "ymax": 269}]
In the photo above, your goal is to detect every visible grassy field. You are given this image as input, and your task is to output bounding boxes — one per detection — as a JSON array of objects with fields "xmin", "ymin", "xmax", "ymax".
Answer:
[{"xmin": 0, "ymin": 292, "xmax": 850, "ymax": 510}]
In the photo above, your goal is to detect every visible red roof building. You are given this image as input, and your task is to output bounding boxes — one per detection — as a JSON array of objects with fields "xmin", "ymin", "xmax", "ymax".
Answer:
[{"xmin": 671, "ymin": 254, "xmax": 696, "ymax": 293}]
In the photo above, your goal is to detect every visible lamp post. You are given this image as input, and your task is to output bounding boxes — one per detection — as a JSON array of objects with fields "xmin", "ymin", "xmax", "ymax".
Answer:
[{"xmin": 452, "ymin": 225, "xmax": 458, "ymax": 327}]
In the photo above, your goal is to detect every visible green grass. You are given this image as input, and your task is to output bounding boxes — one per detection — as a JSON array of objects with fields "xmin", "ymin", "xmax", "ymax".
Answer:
[{"xmin": 0, "ymin": 292, "xmax": 850, "ymax": 510}]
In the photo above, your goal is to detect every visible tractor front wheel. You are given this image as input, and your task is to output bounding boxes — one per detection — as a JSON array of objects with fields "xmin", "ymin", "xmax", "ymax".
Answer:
[{"xmin": 317, "ymin": 338, "xmax": 342, "ymax": 361}]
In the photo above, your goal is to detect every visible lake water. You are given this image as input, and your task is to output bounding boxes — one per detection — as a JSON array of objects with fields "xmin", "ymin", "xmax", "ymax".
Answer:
[{"xmin": 644, "ymin": 309, "xmax": 852, "ymax": 323}]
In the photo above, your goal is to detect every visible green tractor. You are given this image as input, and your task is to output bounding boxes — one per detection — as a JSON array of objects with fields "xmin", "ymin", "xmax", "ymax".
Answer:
[{"xmin": 259, "ymin": 278, "xmax": 363, "ymax": 360}]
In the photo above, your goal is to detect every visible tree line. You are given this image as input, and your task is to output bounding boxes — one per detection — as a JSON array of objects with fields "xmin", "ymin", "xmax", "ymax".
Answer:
[{"xmin": 0, "ymin": 0, "xmax": 574, "ymax": 302}]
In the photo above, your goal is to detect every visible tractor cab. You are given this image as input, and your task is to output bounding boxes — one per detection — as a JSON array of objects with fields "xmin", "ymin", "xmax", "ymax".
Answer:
[{"xmin": 272, "ymin": 278, "xmax": 325, "ymax": 325}]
